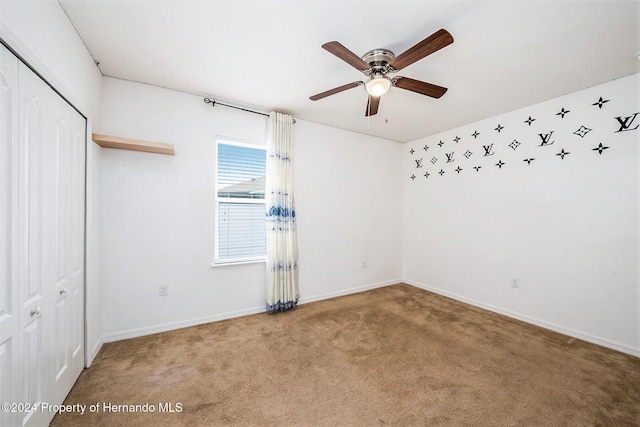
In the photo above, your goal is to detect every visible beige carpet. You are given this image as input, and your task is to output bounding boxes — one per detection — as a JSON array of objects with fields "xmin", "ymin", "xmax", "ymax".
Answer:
[{"xmin": 51, "ymin": 284, "xmax": 639, "ymax": 426}]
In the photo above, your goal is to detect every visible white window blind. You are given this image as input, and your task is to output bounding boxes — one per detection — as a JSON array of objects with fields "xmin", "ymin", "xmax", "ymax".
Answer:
[{"xmin": 215, "ymin": 140, "xmax": 266, "ymax": 263}]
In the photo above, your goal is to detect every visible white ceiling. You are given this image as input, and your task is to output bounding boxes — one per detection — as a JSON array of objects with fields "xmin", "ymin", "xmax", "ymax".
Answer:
[{"xmin": 58, "ymin": 0, "xmax": 639, "ymax": 143}]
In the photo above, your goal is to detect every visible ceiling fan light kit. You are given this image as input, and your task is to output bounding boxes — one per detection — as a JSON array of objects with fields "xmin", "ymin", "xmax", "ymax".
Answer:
[
  {"xmin": 310, "ymin": 29, "xmax": 454, "ymax": 116},
  {"xmin": 365, "ymin": 75, "xmax": 392, "ymax": 97}
]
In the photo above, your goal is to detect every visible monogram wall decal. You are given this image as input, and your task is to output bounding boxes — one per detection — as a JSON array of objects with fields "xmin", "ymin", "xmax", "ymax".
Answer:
[
  {"xmin": 614, "ymin": 113, "xmax": 639, "ymax": 133},
  {"xmin": 445, "ymin": 152, "xmax": 455, "ymax": 163},
  {"xmin": 482, "ymin": 144, "xmax": 496, "ymax": 156},
  {"xmin": 538, "ymin": 131, "xmax": 555, "ymax": 147},
  {"xmin": 408, "ymin": 80, "xmax": 636, "ymax": 182}
]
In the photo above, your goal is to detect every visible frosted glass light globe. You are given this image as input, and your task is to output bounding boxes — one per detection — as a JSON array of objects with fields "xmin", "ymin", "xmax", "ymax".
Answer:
[{"xmin": 365, "ymin": 76, "xmax": 391, "ymax": 97}]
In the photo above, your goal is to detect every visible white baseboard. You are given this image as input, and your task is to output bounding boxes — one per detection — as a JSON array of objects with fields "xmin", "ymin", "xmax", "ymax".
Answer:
[
  {"xmin": 404, "ymin": 279, "xmax": 640, "ymax": 358},
  {"xmin": 103, "ymin": 278, "xmax": 402, "ymax": 343},
  {"xmin": 102, "ymin": 304, "xmax": 266, "ymax": 343},
  {"xmin": 298, "ymin": 278, "xmax": 402, "ymax": 305}
]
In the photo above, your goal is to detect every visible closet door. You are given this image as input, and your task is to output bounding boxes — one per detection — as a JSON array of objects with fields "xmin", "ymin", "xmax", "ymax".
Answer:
[
  {"xmin": 50, "ymin": 93, "xmax": 73, "ymax": 405},
  {"xmin": 68, "ymin": 111, "xmax": 85, "ymax": 383},
  {"xmin": 18, "ymin": 60, "xmax": 86, "ymax": 423},
  {"xmin": 1, "ymin": 43, "xmax": 86, "ymax": 426},
  {"xmin": 17, "ymin": 54, "xmax": 57, "ymax": 427},
  {"xmin": 0, "ymin": 43, "xmax": 20, "ymax": 427},
  {"xmin": 49, "ymin": 82, "xmax": 85, "ymax": 405}
]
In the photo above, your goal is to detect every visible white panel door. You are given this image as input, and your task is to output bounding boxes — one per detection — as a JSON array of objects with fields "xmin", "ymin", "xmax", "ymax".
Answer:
[
  {"xmin": 21, "ymin": 61, "xmax": 87, "ymax": 420},
  {"xmin": 51, "ymin": 95, "xmax": 72, "ymax": 405},
  {"xmin": 49, "ymin": 91, "xmax": 85, "ymax": 404},
  {"xmin": 0, "ymin": 42, "xmax": 20, "ymax": 427},
  {"xmin": 17, "ymin": 58, "xmax": 51, "ymax": 427},
  {"xmin": 2, "ymin": 43, "xmax": 86, "ymax": 427},
  {"xmin": 68, "ymin": 111, "xmax": 85, "ymax": 382}
]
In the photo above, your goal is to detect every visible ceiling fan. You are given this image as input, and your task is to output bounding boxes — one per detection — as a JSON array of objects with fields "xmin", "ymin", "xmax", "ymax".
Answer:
[{"xmin": 309, "ymin": 29, "xmax": 454, "ymax": 116}]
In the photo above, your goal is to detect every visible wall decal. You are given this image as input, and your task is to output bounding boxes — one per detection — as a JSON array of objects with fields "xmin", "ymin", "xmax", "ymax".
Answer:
[
  {"xmin": 592, "ymin": 97, "xmax": 609, "ymax": 109},
  {"xmin": 410, "ymin": 174, "xmax": 416, "ymax": 180},
  {"xmin": 592, "ymin": 143, "xmax": 609, "ymax": 154},
  {"xmin": 407, "ymin": 75, "xmax": 636, "ymax": 183},
  {"xmin": 573, "ymin": 126, "xmax": 591, "ymax": 138},
  {"xmin": 482, "ymin": 144, "xmax": 495, "ymax": 156},
  {"xmin": 614, "ymin": 113, "xmax": 639, "ymax": 132},
  {"xmin": 445, "ymin": 152, "xmax": 455, "ymax": 163},
  {"xmin": 538, "ymin": 131, "xmax": 555, "ymax": 146}
]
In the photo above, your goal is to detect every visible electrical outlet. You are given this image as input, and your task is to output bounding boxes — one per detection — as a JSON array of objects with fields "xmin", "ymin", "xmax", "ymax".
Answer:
[
  {"xmin": 511, "ymin": 278, "xmax": 520, "ymax": 289},
  {"xmin": 159, "ymin": 285, "xmax": 169, "ymax": 296}
]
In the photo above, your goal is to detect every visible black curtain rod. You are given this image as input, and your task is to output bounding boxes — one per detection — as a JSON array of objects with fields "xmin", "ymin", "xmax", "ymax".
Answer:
[{"xmin": 203, "ymin": 98, "xmax": 295, "ymax": 123}]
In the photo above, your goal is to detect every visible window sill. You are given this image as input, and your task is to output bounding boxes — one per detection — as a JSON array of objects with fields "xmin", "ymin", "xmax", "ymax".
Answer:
[{"xmin": 211, "ymin": 258, "xmax": 266, "ymax": 268}]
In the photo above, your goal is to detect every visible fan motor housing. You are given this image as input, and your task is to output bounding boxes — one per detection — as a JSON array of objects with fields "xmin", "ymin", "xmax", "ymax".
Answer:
[{"xmin": 362, "ymin": 49, "xmax": 395, "ymax": 67}]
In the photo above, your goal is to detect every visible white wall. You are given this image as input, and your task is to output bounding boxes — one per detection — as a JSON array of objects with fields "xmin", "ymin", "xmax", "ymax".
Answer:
[
  {"xmin": 0, "ymin": 0, "xmax": 104, "ymax": 364},
  {"xmin": 403, "ymin": 73, "xmax": 639, "ymax": 356},
  {"xmin": 100, "ymin": 77, "xmax": 403, "ymax": 340},
  {"xmin": 294, "ymin": 120, "xmax": 404, "ymax": 301}
]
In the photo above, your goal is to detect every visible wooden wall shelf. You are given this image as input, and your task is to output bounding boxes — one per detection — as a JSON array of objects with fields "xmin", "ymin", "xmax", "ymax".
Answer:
[{"xmin": 92, "ymin": 133, "xmax": 175, "ymax": 155}]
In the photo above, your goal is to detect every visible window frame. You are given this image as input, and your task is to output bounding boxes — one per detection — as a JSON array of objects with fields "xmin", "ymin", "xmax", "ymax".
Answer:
[{"xmin": 213, "ymin": 137, "xmax": 267, "ymax": 267}]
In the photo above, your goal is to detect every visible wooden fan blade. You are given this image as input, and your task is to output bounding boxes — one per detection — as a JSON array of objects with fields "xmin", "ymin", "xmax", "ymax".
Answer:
[
  {"xmin": 365, "ymin": 95, "xmax": 380, "ymax": 116},
  {"xmin": 322, "ymin": 41, "xmax": 370, "ymax": 72},
  {"xmin": 394, "ymin": 77, "xmax": 448, "ymax": 98},
  {"xmin": 389, "ymin": 29, "xmax": 453, "ymax": 71},
  {"xmin": 309, "ymin": 81, "xmax": 363, "ymax": 101}
]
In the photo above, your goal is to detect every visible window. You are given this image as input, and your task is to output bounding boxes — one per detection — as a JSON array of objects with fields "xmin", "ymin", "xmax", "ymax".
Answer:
[{"xmin": 215, "ymin": 139, "xmax": 267, "ymax": 264}]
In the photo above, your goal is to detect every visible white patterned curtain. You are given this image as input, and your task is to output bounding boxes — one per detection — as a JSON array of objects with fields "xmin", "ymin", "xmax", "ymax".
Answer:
[{"xmin": 265, "ymin": 112, "xmax": 299, "ymax": 313}]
